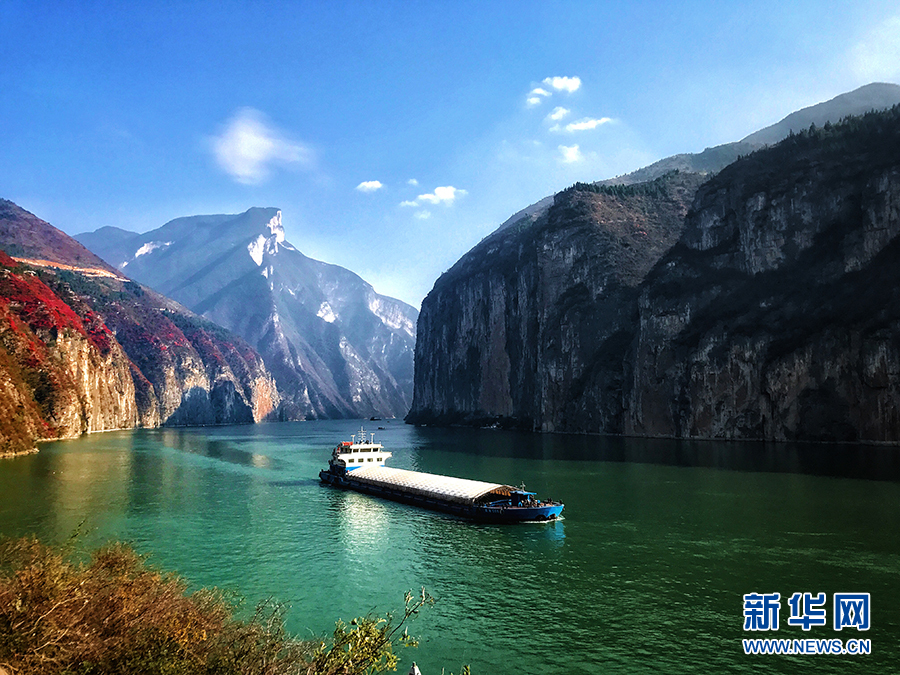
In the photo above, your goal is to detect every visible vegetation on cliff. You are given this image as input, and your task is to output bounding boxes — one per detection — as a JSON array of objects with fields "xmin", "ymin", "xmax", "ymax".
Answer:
[
  {"xmin": 0, "ymin": 199, "xmax": 282, "ymax": 454},
  {"xmin": 39, "ymin": 268, "xmax": 280, "ymax": 427},
  {"xmin": 409, "ymin": 170, "xmax": 705, "ymax": 432},
  {"xmin": 629, "ymin": 104, "xmax": 900, "ymax": 442},
  {"xmin": 0, "ymin": 537, "xmax": 438, "ymax": 675},
  {"xmin": 0, "ymin": 251, "xmax": 132, "ymax": 454},
  {"xmin": 410, "ymin": 104, "xmax": 900, "ymax": 442}
]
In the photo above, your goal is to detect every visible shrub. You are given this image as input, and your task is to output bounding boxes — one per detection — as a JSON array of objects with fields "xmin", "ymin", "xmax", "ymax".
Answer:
[{"xmin": 0, "ymin": 537, "xmax": 439, "ymax": 675}]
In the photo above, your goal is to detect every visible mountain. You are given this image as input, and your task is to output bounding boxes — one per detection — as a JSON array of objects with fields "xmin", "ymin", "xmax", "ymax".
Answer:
[
  {"xmin": 77, "ymin": 208, "xmax": 417, "ymax": 420},
  {"xmin": 407, "ymin": 171, "xmax": 705, "ymax": 431},
  {"xmin": 0, "ymin": 248, "xmax": 138, "ymax": 454},
  {"xmin": 408, "ymin": 91, "xmax": 900, "ymax": 443},
  {"xmin": 627, "ymin": 108, "xmax": 900, "ymax": 442},
  {"xmin": 0, "ymin": 200, "xmax": 279, "ymax": 454}
]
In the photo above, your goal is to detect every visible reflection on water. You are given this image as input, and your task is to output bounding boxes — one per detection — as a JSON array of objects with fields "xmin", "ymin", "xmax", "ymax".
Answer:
[
  {"xmin": 412, "ymin": 426, "xmax": 900, "ymax": 481},
  {"xmin": 155, "ymin": 428, "xmax": 275, "ymax": 469},
  {"xmin": 0, "ymin": 421, "xmax": 898, "ymax": 675},
  {"xmin": 336, "ymin": 491, "xmax": 392, "ymax": 560}
]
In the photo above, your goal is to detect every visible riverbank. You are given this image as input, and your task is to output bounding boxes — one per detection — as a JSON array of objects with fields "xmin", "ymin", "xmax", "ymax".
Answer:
[{"xmin": 0, "ymin": 536, "xmax": 429, "ymax": 675}]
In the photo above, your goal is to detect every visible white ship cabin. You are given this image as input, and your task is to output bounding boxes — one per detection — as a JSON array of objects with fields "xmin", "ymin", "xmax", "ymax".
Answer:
[{"xmin": 332, "ymin": 428, "xmax": 392, "ymax": 471}]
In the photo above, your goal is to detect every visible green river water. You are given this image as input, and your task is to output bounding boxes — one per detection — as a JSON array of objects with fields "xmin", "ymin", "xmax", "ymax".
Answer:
[{"xmin": 1, "ymin": 420, "xmax": 898, "ymax": 674}]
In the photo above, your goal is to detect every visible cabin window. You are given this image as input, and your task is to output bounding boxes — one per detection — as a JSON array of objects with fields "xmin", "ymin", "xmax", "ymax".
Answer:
[
  {"xmin": 347, "ymin": 459, "xmax": 354, "ymax": 463},
  {"xmin": 368, "ymin": 458, "xmax": 373, "ymax": 462}
]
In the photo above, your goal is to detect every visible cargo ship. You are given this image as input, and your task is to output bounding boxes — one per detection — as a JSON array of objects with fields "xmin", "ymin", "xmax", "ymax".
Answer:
[{"xmin": 319, "ymin": 428, "xmax": 564, "ymax": 523}]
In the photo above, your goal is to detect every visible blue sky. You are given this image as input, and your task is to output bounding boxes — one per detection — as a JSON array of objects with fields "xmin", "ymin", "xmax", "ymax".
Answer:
[{"xmin": 2, "ymin": 1, "xmax": 900, "ymax": 307}]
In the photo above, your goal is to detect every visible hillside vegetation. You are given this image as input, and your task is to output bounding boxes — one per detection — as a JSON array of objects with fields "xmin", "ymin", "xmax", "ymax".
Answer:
[{"xmin": 0, "ymin": 537, "xmax": 438, "ymax": 675}]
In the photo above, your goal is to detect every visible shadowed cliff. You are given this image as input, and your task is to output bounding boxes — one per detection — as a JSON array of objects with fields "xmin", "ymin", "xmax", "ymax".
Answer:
[{"xmin": 409, "ymin": 103, "xmax": 900, "ymax": 444}]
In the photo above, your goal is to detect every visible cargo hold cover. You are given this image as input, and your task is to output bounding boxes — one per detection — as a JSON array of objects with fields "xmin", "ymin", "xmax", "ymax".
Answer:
[{"xmin": 347, "ymin": 466, "xmax": 515, "ymax": 505}]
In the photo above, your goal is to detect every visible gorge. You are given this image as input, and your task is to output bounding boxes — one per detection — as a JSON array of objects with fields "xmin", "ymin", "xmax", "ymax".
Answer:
[{"xmin": 408, "ymin": 96, "xmax": 900, "ymax": 444}]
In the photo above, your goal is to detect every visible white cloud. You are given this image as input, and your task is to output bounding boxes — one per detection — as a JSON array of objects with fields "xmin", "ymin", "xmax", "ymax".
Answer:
[
  {"xmin": 547, "ymin": 106, "xmax": 570, "ymax": 122},
  {"xmin": 356, "ymin": 180, "xmax": 384, "ymax": 193},
  {"xmin": 407, "ymin": 178, "xmax": 419, "ymax": 186},
  {"xmin": 543, "ymin": 76, "xmax": 582, "ymax": 93},
  {"xmin": 565, "ymin": 117, "xmax": 613, "ymax": 132},
  {"xmin": 211, "ymin": 108, "xmax": 312, "ymax": 184},
  {"xmin": 414, "ymin": 210, "xmax": 432, "ymax": 220},
  {"xmin": 417, "ymin": 185, "xmax": 467, "ymax": 205},
  {"xmin": 526, "ymin": 86, "xmax": 553, "ymax": 107},
  {"xmin": 399, "ymin": 200, "xmax": 418, "ymax": 207},
  {"xmin": 559, "ymin": 144, "xmax": 583, "ymax": 163},
  {"xmin": 850, "ymin": 15, "xmax": 900, "ymax": 81}
]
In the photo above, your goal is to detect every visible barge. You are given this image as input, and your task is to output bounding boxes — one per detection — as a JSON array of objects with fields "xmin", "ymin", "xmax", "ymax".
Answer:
[{"xmin": 319, "ymin": 428, "xmax": 564, "ymax": 523}]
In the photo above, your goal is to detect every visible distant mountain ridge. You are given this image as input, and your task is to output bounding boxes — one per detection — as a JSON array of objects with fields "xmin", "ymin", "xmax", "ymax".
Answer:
[{"xmin": 77, "ymin": 208, "xmax": 418, "ymax": 420}]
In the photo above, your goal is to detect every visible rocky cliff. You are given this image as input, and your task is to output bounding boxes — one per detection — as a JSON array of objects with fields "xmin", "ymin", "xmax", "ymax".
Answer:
[
  {"xmin": 0, "ymin": 251, "xmax": 137, "ymax": 454},
  {"xmin": 77, "ymin": 208, "xmax": 417, "ymax": 420},
  {"xmin": 0, "ymin": 200, "xmax": 280, "ymax": 454},
  {"xmin": 409, "ymin": 104, "xmax": 900, "ymax": 444},
  {"xmin": 55, "ymin": 273, "xmax": 280, "ymax": 428},
  {"xmin": 407, "ymin": 171, "xmax": 705, "ymax": 431},
  {"xmin": 628, "ymin": 107, "xmax": 900, "ymax": 442}
]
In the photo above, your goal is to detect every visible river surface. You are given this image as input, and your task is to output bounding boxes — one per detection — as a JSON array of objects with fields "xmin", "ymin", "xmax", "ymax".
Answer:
[{"xmin": 1, "ymin": 420, "xmax": 899, "ymax": 674}]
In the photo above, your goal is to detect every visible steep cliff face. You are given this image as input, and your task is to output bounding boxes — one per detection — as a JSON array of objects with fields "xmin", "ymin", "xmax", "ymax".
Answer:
[
  {"xmin": 408, "ymin": 172, "xmax": 705, "ymax": 431},
  {"xmin": 44, "ymin": 271, "xmax": 280, "ymax": 428},
  {"xmin": 78, "ymin": 208, "xmax": 417, "ymax": 420},
  {"xmin": 628, "ymin": 108, "xmax": 900, "ymax": 442},
  {"xmin": 410, "ymin": 105, "xmax": 900, "ymax": 444},
  {"xmin": 0, "ymin": 201, "xmax": 281, "ymax": 454},
  {"xmin": 0, "ymin": 252, "xmax": 137, "ymax": 453}
]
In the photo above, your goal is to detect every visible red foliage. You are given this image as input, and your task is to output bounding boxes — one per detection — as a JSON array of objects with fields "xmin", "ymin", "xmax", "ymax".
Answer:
[
  {"xmin": 0, "ymin": 268, "xmax": 113, "ymax": 355},
  {"xmin": 0, "ymin": 250, "xmax": 19, "ymax": 268}
]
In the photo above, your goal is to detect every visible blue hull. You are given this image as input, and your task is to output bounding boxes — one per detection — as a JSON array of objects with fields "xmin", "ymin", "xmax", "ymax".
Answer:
[{"xmin": 320, "ymin": 469, "xmax": 563, "ymax": 523}]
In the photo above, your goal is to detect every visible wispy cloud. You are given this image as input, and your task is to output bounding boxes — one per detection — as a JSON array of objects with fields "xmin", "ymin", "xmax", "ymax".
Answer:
[
  {"xmin": 414, "ymin": 210, "xmax": 432, "ymax": 220},
  {"xmin": 526, "ymin": 86, "xmax": 552, "ymax": 107},
  {"xmin": 211, "ymin": 108, "xmax": 312, "ymax": 184},
  {"xmin": 547, "ymin": 106, "xmax": 570, "ymax": 122},
  {"xmin": 559, "ymin": 144, "xmax": 583, "ymax": 163},
  {"xmin": 416, "ymin": 186, "xmax": 467, "ymax": 205},
  {"xmin": 356, "ymin": 180, "xmax": 384, "ymax": 193},
  {"xmin": 565, "ymin": 117, "xmax": 613, "ymax": 132},
  {"xmin": 407, "ymin": 178, "xmax": 419, "ymax": 186},
  {"xmin": 850, "ymin": 15, "xmax": 900, "ymax": 81},
  {"xmin": 399, "ymin": 200, "xmax": 418, "ymax": 207},
  {"xmin": 543, "ymin": 76, "xmax": 581, "ymax": 93}
]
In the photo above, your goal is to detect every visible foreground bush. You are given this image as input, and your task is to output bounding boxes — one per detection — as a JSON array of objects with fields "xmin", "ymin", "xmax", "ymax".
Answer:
[{"xmin": 0, "ymin": 537, "xmax": 431, "ymax": 675}]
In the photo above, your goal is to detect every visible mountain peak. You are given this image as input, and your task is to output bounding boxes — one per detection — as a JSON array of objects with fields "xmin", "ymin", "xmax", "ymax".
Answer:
[
  {"xmin": 265, "ymin": 209, "xmax": 284, "ymax": 243},
  {"xmin": 246, "ymin": 209, "xmax": 287, "ymax": 267}
]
